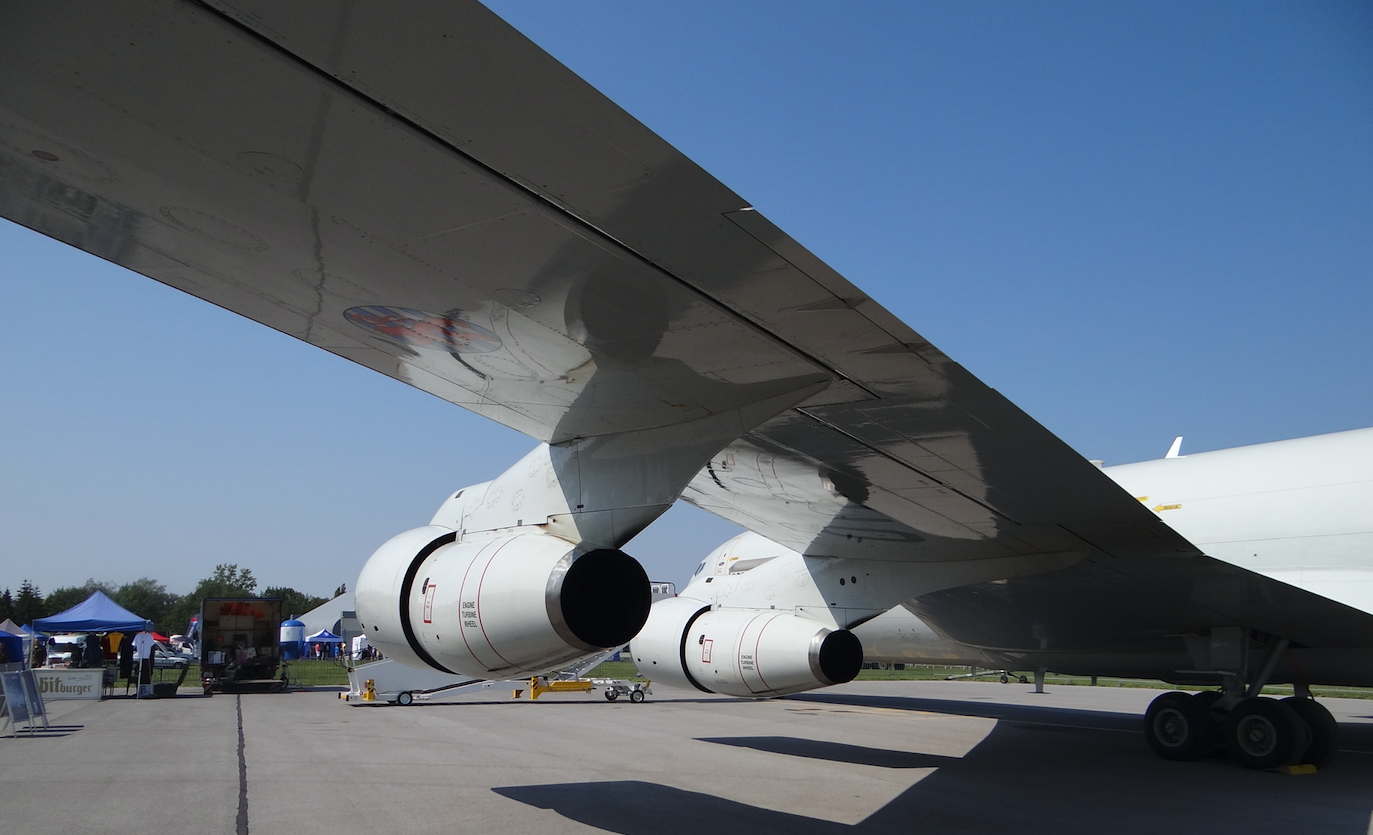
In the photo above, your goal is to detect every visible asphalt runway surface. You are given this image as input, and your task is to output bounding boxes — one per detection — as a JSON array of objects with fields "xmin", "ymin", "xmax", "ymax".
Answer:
[{"xmin": 2, "ymin": 679, "xmax": 1371, "ymax": 834}]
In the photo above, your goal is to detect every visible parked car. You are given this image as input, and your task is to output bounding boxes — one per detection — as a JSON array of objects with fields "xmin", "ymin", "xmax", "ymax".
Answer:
[
  {"xmin": 159, "ymin": 640, "xmax": 196, "ymax": 662},
  {"xmin": 152, "ymin": 643, "xmax": 191, "ymax": 670}
]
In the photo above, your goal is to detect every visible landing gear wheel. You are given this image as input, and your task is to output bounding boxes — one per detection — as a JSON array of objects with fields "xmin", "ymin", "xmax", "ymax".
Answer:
[
  {"xmin": 1144, "ymin": 691, "xmax": 1214, "ymax": 761},
  {"xmin": 629, "ymin": 689, "xmax": 645, "ymax": 703},
  {"xmin": 999, "ymin": 674, "xmax": 1008, "ymax": 684},
  {"xmin": 1225, "ymin": 697, "xmax": 1305, "ymax": 770},
  {"xmin": 1193, "ymin": 691, "xmax": 1228, "ymax": 757},
  {"xmin": 1281, "ymin": 697, "xmax": 1339, "ymax": 768},
  {"xmin": 396, "ymin": 691, "xmax": 413, "ymax": 706},
  {"xmin": 604, "ymin": 690, "xmax": 619, "ymax": 701}
]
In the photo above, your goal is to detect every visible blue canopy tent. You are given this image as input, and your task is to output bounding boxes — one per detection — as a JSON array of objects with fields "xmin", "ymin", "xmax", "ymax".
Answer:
[
  {"xmin": 304, "ymin": 629, "xmax": 344, "ymax": 659},
  {"xmin": 33, "ymin": 591, "xmax": 151, "ymax": 633},
  {"xmin": 0, "ymin": 633, "xmax": 20, "ymax": 665},
  {"xmin": 0, "ymin": 619, "xmax": 26, "ymax": 665}
]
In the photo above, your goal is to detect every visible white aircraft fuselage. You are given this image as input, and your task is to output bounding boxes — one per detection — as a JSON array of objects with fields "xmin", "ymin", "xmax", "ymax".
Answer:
[
  {"xmin": 848, "ymin": 427, "xmax": 1373, "ymax": 666},
  {"xmin": 1105, "ymin": 427, "xmax": 1373, "ymax": 616}
]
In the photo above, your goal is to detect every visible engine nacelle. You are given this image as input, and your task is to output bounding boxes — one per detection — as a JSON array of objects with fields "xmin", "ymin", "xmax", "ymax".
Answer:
[
  {"xmin": 631, "ymin": 596, "xmax": 863, "ymax": 697},
  {"xmin": 356, "ymin": 526, "xmax": 649, "ymax": 677}
]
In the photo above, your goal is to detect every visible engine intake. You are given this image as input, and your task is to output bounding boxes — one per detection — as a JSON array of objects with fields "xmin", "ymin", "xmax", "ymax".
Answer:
[
  {"xmin": 356, "ymin": 526, "xmax": 649, "ymax": 677},
  {"xmin": 630, "ymin": 596, "xmax": 863, "ymax": 697}
]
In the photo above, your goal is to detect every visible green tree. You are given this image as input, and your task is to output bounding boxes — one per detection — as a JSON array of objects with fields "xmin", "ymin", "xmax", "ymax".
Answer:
[
  {"xmin": 113, "ymin": 578, "xmax": 181, "ymax": 633},
  {"xmin": 177, "ymin": 564, "xmax": 258, "ymax": 598},
  {"xmin": 0, "ymin": 589, "xmax": 13, "ymax": 623},
  {"xmin": 45, "ymin": 579, "xmax": 116, "ymax": 617},
  {"xmin": 165, "ymin": 597, "xmax": 197, "ymax": 636},
  {"xmin": 263, "ymin": 586, "xmax": 327, "ymax": 619},
  {"xmin": 14, "ymin": 580, "xmax": 45, "ymax": 626},
  {"xmin": 333, "ymin": 582, "xmax": 347, "ymax": 598},
  {"xmin": 166, "ymin": 564, "xmax": 259, "ymax": 633}
]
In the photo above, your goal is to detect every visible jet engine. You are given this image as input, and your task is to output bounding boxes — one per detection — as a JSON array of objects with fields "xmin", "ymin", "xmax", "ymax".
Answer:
[
  {"xmin": 356, "ymin": 526, "xmax": 650, "ymax": 677},
  {"xmin": 630, "ymin": 596, "xmax": 863, "ymax": 697}
]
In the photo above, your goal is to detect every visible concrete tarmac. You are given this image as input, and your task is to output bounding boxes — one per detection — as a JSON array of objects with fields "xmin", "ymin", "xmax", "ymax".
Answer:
[{"xmin": 2, "ymin": 680, "xmax": 1371, "ymax": 834}]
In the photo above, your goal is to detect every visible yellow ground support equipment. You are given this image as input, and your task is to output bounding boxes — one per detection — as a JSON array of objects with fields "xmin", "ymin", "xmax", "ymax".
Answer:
[{"xmin": 519, "ymin": 676, "xmax": 595, "ymax": 700}]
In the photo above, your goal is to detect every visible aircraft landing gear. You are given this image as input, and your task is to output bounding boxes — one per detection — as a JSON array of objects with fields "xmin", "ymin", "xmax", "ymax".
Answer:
[
  {"xmin": 1142, "ymin": 635, "xmax": 1340, "ymax": 770},
  {"xmin": 1143, "ymin": 692, "xmax": 1215, "ymax": 761},
  {"xmin": 1282, "ymin": 696, "xmax": 1339, "ymax": 768},
  {"xmin": 1224, "ymin": 697, "xmax": 1306, "ymax": 769},
  {"xmin": 1143, "ymin": 691, "xmax": 1338, "ymax": 769}
]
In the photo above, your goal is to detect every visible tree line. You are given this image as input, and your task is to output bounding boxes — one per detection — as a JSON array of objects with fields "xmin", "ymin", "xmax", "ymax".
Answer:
[{"xmin": 0, "ymin": 564, "xmax": 347, "ymax": 634}]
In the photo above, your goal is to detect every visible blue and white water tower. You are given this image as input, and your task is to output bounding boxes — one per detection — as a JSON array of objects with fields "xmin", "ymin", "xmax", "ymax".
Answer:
[{"xmin": 280, "ymin": 619, "xmax": 306, "ymax": 660}]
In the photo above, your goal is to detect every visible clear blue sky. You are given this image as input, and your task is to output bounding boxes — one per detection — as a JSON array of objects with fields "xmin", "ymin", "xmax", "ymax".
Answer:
[{"xmin": 2, "ymin": 1, "xmax": 1370, "ymax": 599}]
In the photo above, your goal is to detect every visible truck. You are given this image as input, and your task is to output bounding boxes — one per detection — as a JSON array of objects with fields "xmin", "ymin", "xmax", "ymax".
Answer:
[{"xmin": 198, "ymin": 598, "xmax": 284, "ymax": 694}]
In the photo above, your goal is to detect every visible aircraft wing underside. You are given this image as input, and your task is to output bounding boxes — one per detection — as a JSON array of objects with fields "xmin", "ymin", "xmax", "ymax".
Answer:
[{"xmin": 3, "ymin": 2, "xmax": 1372, "ymax": 653}]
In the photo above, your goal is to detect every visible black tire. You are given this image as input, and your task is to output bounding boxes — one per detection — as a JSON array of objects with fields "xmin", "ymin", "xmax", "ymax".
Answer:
[
  {"xmin": 397, "ymin": 691, "xmax": 413, "ymax": 706},
  {"xmin": 604, "ymin": 690, "xmax": 618, "ymax": 701},
  {"xmin": 1282, "ymin": 697, "xmax": 1339, "ymax": 768},
  {"xmin": 1144, "ymin": 691, "xmax": 1214, "ymax": 761},
  {"xmin": 999, "ymin": 674, "xmax": 1008, "ymax": 684},
  {"xmin": 1192, "ymin": 691, "xmax": 1229, "ymax": 757},
  {"xmin": 629, "ymin": 689, "xmax": 645, "ymax": 703},
  {"xmin": 1225, "ymin": 697, "xmax": 1305, "ymax": 769}
]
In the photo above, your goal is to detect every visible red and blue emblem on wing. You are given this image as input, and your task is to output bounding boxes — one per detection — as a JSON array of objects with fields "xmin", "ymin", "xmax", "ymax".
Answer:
[{"xmin": 344, "ymin": 306, "xmax": 502, "ymax": 354}]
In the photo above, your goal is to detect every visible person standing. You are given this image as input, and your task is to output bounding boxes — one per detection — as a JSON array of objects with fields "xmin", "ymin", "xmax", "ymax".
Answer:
[{"xmin": 29, "ymin": 638, "xmax": 47, "ymax": 669}]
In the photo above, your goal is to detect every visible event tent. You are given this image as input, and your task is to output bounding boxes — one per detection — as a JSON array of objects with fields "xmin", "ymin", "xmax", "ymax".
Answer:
[
  {"xmin": 33, "ymin": 591, "xmax": 151, "ymax": 633},
  {"xmin": 0, "ymin": 619, "xmax": 24, "ymax": 664},
  {"xmin": 305, "ymin": 629, "xmax": 344, "ymax": 643},
  {"xmin": 0, "ymin": 632, "xmax": 19, "ymax": 665},
  {"xmin": 297, "ymin": 591, "xmax": 354, "ymax": 638}
]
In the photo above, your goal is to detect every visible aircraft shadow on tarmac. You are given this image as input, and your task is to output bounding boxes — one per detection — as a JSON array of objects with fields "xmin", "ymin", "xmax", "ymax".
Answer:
[
  {"xmin": 696, "ymin": 736, "xmax": 958, "ymax": 770},
  {"xmin": 494, "ymin": 692, "xmax": 1373, "ymax": 835}
]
